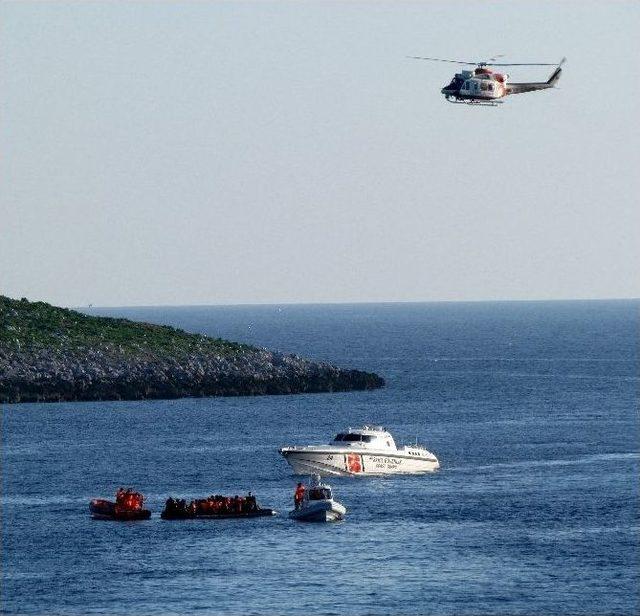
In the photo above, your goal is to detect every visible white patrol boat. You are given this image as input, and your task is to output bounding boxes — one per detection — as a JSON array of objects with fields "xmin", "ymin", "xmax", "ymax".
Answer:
[
  {"xmin": 288, "ymin": 475, "xmax": 346, "ymax": 522},
  {"xmin": 279, "ymin": 425, "xmax": 439, "ymax": 477}
]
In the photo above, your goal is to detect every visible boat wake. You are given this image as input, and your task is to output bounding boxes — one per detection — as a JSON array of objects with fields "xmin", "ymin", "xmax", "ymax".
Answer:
[{"xmin": 450, "ymin": 452, "xmax": 639, "ymax": 473}]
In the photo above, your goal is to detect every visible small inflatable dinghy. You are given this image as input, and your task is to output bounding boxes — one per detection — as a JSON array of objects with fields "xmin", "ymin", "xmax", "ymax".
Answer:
[
  {"xmin": 90, "ymin": 489, "xmax": 151, "ymax": 520},
  {"xmin": 161, "ymin": 493, "xmax": 276, "ymax": 520},
  {"xmin": 161, "ymin": 508, "xmax": 276, "ymax": 520},
  {"xmin": 89, "ymin": 498, "xmax": 151, "ymax": 521}
]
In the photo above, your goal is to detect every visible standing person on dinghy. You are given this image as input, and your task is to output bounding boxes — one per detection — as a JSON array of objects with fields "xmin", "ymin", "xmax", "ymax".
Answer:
[{"xmin": 294, "ymin": 482, "xmax": 305, "ymax": 509}]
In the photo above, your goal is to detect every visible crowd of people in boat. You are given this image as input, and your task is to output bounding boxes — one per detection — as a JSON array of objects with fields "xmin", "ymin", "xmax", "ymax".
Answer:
[
  {"xmin": 93, "ymin": 481, "xmax": 338, "ymax": 522},
  {"xmin": 163, "ymin": 493, "xmax": 259, "ymax": 517},
  {"xmin": 115, "ymin": 487, "xmax": 144, "ymax": 512}
]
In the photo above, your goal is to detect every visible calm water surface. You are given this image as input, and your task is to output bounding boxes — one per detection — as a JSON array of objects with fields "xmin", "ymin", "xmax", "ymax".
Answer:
[{"xmin": 2, "ymin": 301, "xmax": 639, "ymax": 615}]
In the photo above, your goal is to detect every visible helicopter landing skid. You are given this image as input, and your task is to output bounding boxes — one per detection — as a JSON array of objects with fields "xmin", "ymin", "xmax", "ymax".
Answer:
[{"xmin": 446, "ymin": 97, "xmax": 502, "ymax": 107}]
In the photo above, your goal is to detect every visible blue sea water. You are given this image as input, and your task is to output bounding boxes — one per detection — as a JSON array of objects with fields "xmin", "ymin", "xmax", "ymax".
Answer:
[{"xmin": 2, "ymin": 300, "xmax": 639, "ymax": 615}]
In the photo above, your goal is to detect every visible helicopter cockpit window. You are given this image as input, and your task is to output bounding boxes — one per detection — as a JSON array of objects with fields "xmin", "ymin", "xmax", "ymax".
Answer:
[
  {"xmin": 488, "ymin": 84, "xmax": 494, "ymax": 91},
  {"xmin": 481, "ymin": 82, "xmax": 488, "ymax": 91}
]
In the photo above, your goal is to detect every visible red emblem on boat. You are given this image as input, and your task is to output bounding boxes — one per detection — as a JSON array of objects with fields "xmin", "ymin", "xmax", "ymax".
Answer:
[{"xmin": 346, "ymin": 453, "xmax": 362, "ymax": 473}]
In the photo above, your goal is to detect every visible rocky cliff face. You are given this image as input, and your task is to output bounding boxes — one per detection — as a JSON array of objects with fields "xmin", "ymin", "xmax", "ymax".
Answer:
[{"xmin": 0, "ymin": 297, "xmax": 384, "ymax": 403}]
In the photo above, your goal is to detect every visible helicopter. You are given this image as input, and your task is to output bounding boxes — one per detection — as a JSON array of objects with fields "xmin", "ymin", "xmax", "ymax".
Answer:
[{"xmin": 408, "ymin": 55, "xmax": 566, "ymax": 106}]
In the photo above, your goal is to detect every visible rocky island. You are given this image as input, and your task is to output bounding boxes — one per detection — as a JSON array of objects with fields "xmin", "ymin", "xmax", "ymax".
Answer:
[{"xmin": 0, "ymin": 296, "xmax": 384, "ymax": 404}]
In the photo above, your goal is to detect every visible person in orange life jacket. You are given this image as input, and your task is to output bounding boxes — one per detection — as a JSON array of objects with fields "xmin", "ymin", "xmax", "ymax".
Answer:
[{"xmin": 294, "ymin": 482, "xmax": 305, "ymax": 509}]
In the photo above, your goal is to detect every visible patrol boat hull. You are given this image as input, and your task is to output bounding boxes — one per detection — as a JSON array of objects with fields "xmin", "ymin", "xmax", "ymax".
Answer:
[{"xmin": 280, "ymin": 448, "xmax": 439, "ymax": 477}]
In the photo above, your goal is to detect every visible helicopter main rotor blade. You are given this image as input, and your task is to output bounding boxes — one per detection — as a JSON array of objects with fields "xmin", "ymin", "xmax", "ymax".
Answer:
[
  {"xmin": 406, "ymin": 56, "xmax": 477, "ymax": 65},
  {"xmin": 408, "ymin": 56, "xmax": 566, "ymax": 67},
  {"xmin": 488, "ymin": 61, "xmax": 564, "ymax": 66}
]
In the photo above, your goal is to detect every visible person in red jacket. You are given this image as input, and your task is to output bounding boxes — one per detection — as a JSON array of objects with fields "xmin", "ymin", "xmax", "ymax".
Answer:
[{"xmin": 294, "ymin": 482, "xmax": 306, "ymax": 510}]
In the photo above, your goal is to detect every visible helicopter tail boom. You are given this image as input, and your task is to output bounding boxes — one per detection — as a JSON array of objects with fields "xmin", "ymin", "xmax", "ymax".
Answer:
[{"xmin": 506, "ymin": 59, "xmax": 565, "ymax": 95}]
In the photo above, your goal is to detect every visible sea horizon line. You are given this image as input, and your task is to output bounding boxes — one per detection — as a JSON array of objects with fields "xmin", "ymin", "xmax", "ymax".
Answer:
[{"xmin": 71, "ymin": 296, "xmax": 640, "ymax": 311}]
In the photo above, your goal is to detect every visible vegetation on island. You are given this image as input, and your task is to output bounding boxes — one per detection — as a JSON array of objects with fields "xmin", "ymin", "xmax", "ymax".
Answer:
[
  {"xmin": 0, "ymin": 296, "xmax": 247, "ymax": 357},
  {"xmin": 0, "ymin": 296, "xmax": 384, "ymax": 404}
]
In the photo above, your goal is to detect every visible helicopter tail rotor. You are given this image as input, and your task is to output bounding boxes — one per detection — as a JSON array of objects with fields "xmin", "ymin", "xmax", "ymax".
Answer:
[{"xmin": 546, "ymin": 58, "xmax": 566, "ymax": 86}]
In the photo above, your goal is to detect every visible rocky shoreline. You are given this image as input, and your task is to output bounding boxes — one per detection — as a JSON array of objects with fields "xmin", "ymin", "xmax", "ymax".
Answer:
[{"xmin": 0, "ymin": 297, "xmax": 384, "ymax": 404}]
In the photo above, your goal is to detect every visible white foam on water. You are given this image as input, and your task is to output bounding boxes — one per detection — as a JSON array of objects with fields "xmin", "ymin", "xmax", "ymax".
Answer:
[
  {"xmin": 0, "ymin": 495, "xmax": 90, "ymax": 506},
  {"xmin": 450, "ymin": 451, "xmax": 640, "ymax": 473}
]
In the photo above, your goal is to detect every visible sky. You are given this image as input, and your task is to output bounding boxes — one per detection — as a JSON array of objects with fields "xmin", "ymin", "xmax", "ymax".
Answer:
[{"xmin": 1, "ymin": 1, "xmax": 639, "ymax": 307}]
